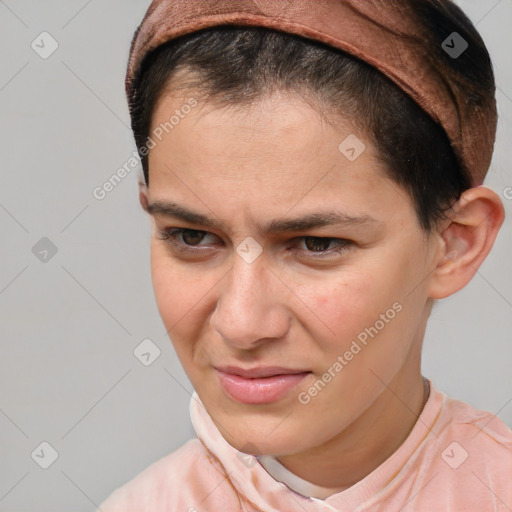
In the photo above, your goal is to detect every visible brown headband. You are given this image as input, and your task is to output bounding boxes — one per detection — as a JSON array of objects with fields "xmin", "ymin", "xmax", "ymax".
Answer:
[{"xmin": 125, "ymin": 0, "xmax": 497, "ymax": 186}]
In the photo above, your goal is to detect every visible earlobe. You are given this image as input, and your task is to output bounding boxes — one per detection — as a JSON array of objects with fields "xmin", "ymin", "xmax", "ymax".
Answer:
[
  {"xmin": 427, "ymin": 186, "xmax": 505, "ymax": 299},
  {"xmin": 139, "ymin": 181, "xmax": 149, "ymax": 212}
]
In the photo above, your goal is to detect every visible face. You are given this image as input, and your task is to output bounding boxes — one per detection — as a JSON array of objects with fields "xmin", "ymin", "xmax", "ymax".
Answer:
[{"xmin": 144, "ymin": 88, "xmax": 438, "ymax": 457}]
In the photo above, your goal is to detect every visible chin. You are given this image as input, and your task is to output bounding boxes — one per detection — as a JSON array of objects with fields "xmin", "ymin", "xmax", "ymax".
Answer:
[{"xmin": 228, "ymin": 433, "xmax": 300, "ymax": 457}]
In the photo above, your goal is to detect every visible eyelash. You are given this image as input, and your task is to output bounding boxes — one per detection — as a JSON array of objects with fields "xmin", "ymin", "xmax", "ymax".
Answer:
[{"xmin": 156, "ymin": 228, "xmax": 354, "ymax": 258}]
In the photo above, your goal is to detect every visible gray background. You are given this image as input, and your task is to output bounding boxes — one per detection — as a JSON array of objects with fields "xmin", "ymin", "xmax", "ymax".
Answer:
[{"xmin": 0, "ymin": 1, "xmax": 510, "ymax": 511}]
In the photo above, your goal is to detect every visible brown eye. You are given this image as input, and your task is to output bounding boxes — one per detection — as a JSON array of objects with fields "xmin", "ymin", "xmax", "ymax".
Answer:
[
  {"xmin": 304, "ymin": 237, "xmax": 332, "ymax": 252},
  {"xmin": 296, "ymin": 236, "xmax": 353, "ymax": 258},
  {"xmin": 157, "ymin": 228, "xmax": 215, "ymax": 249},
  {"xmin": 180, "ymin": 229, "xmax": 206, "ymax": 246}
]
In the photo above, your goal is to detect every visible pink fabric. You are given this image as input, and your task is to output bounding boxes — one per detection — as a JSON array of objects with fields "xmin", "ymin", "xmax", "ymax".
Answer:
[{"xmin": 99, "ymin": 381, "xmax": 512, "ymax": 511}]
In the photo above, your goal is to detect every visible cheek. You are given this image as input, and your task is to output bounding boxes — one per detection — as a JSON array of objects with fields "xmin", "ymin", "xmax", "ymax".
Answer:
[
  {"xmin": 320, "ymin": 279, "xmax": 368, "ymax": 309},
  {"xmin": 306, "ymin": 274, "xmax": 381, "ymax": 341},
  {"xmin": 149, "ymin": 250, "xmax": 216, "ymax": 378},
  {"xmin": 149, "ymin": 247, "xmax": 203, "ymax": 338},
  {"xmin": 303, "ymin": 264, "xmax": 415, "ymax": 376},
  {"xmin": 149, "ymin": 245, "xmax": 224, "ymax": 368},
  {"xmin": 151, "ymin": 250, "xmax": 178, "ymax": 315}
]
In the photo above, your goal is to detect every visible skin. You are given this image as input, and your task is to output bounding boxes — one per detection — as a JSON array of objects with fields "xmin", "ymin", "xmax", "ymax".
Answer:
[{"xmin": 139, "ymin": 87, "xmax": 504, "ymax": 490}]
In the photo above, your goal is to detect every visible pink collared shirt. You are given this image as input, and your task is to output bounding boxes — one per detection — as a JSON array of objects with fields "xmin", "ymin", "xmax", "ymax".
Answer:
[{"xmin": 99, "ymin": 381, "xmax": 512, "ymax": 511}]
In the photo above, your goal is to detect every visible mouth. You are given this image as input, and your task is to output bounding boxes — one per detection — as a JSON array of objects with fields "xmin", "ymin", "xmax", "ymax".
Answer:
[{"xmin": 214, "ymin": 366, "xmax": 312, "ymax": 404}]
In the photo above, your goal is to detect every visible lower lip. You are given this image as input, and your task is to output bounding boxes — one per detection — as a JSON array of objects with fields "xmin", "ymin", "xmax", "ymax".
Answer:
[{"xmin": 216, "ymin": 369, "xmax": 311, "ymax": 404}]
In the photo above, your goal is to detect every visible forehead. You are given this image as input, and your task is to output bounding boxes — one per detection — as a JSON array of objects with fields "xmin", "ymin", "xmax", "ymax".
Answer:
[
  {"xmin": 150, "ymin": 89, "xmax": 372, "ymax": 175},
  {"xmin": 146, "ymin": 89, "xmax": 413, "ymax": 228},
  {"xmin": 152, "ymin": 88, "xmax": 330, "ymax": 143}
]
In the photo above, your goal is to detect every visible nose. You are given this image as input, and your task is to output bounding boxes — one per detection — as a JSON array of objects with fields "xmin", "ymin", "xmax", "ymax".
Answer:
[{"xmin": 210, "ymin": 254, "xmax": 291, "ymax": 351}]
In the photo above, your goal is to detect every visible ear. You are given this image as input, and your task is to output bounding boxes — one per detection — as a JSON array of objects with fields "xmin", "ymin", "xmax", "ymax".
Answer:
[
  {"xmin": 427, "ymin": 186, "xmax": 505, "ymax": 299},
  {"xmin": 138, "ymin": 180, "xmax": 149, "ymax": 212}
]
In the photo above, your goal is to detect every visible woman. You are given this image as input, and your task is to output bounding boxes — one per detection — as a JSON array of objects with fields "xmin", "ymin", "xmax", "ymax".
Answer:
[{"xmin": 100, "ymin": 1, "xmax": 511, "ymax": 510}]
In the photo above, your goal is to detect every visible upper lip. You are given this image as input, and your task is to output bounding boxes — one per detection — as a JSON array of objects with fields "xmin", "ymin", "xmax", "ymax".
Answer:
[{"xmin": 215, "ymin": 365, "xmax": 311, "ymax": 378}]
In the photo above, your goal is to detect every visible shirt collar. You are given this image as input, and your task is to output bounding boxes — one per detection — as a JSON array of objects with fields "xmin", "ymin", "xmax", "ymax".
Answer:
[{"xmin": 257, "ymin": 453, "xmax": 344, "ymax": 499}]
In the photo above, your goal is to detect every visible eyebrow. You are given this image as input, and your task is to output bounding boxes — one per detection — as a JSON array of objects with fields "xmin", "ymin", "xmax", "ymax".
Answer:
[{"xmin": 146, "ymin": 200, "xmax": 380, "ymax": 234}]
